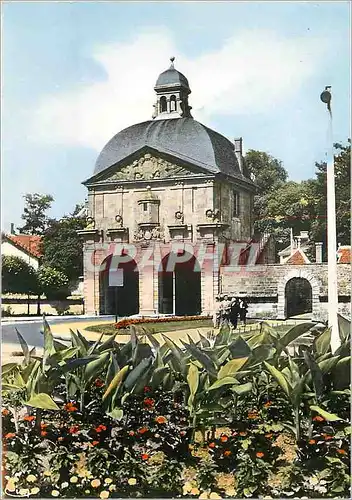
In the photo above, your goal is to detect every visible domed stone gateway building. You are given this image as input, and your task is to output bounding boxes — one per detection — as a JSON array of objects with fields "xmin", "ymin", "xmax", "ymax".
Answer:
[
  {"xmin": 79, "ymin": 59, "xmax": 350, "ymax": 320},
  {"xmin": 79, "ymin": 59, "xmax": 262, "ymax": 317}
]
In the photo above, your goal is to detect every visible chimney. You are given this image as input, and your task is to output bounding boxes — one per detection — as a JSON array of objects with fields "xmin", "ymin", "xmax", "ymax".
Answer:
[
  {"xmin": 234, "ymin": 137, "xmax": 243, "ymax": 173},
  {"xmin": 315, "ymin": 242, "xmax": 323, "ymax": 263},
  {"xmin": 10, "ymin": 223, "xmax": 15, "ymax": 235}
]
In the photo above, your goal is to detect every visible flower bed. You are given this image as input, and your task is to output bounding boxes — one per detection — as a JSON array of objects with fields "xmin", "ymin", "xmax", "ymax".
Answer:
[
  {"xmin": 1, "ymin": 317, "xmax": 351, "ymax": 498},
  {"xmin": 114, "ymin": 315, "xmax": 211, "ymax": 330}
]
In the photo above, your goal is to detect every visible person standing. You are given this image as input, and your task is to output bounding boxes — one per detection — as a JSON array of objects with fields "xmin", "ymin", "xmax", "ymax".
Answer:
[
  {"xmin": 213, "ymin": 296, "xmax": 222, "ymax": 328},
  {"xmin": 221, "ymin": 294, "xmax": 231, "ymax": 327},
  {"xmin": 240, "ymin": 298, "xmax": 248, "ymax": 325},
  {"xmin": 230, "ymin": 297, "xmax": 241, "ymax": 330}
]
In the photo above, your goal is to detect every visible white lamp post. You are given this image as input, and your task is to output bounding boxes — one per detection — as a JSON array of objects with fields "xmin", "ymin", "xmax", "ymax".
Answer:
[{"xmin": 320, "ymin": 86, "xmax": 340, "ymax": 352}]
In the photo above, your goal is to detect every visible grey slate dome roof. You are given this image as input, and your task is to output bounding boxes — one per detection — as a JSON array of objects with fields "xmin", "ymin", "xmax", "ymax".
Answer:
[
  {"xmin": 155, "ymin": 68, "xmax": 190, "ymax": 91},
  {"xmin": 93, "ymin": 117, "xmax": 250, "ymax": 183}
]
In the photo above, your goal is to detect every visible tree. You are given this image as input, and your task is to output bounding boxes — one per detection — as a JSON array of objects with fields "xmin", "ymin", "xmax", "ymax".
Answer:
[
  {"xmin": 308, "ymin": 140, "xmax": 351, "ymax": 254},
  {"xmin": 41, "ymin": 204, "xmax": 86, "ymax": 287},
  {"xmin": 37, "ymin": 266, "xmax": 70, "ymax": 301},
  {"xmin": 2, "ymin": 255, "xmax": 38, "ymax": 295},
  {"xmin": 18, "ymin": 193, "xmax": 54, "ymax": 235}
]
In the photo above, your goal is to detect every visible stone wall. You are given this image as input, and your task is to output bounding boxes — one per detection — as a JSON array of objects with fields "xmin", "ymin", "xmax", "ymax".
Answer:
[{"xmin": 221, "ymin": 263, "xmax": 351, "ymax": 320}]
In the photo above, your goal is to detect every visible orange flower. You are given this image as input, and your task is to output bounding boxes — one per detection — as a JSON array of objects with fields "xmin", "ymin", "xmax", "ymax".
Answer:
[
  {"xmin": 95, "ymin": 425, "xmax": 107, "ymax": 433},
  {"xmin": 264, "ymin": 401, "xmax": 272, "ymax": 408},
  {"xmin": 2, "ymin": 409, "xmax": 10, "ymax": 416},
  {"xmin": 220, "ymin": 435, "xmax": 228, "ymax": 443},
  {"xmin": 144, "ymin": 398, "xmax": 155, "ymax": 408},
  {"xmin": 4, "ymin": 433, "xmax": 16, "ymax": 439},
  {"xmin": 248, "ymin": 414, "xmax": 257, "ymax": 420},
  {"xmin": 208, "ymin": 442, "xmax": 216, "ymax": 448},
  {"xmin": 265, "ymin": 433, "xmax": 273, "ymax": 439},
  {"xmin": 141, "ymin": 453, "xmax": 149, "ymax": 460},
  {"xmin": 337, "ymin": 449, "xmax": 347, "ymax": 455},
  {"xmin": 92, "ymin": 440, "xmax": 99, "ymax": 446},
  {"xmin": 58, "ymin": 437, "xmax": 64, "ymax": 441},
  {"xmin": 155, "ymin": 416, "xmax": 167, "ymax": 424},
  {"xmin": 313, "ymin": 415, "xmax": 324, "ymax": 422},
  {"xmin": 23, "ymin": 415, "xmax": 36, "ymax": 422},
  {"xmin": 41, "ymin": 431, "xmax": 47, "ymax": 437},
  {"xmin": 309, "ymin": 439, "xmax": 316, "ymax": 444},
  {"xmin": 64, "ymin": 402, "xmax": 78, "ymax": 412},
  {"xmin": 256, "ymin": 452, "xmax": 265, "ymax": 458},
  {"xmin": 138, "ymin": 427, "xmax": 148, "ymax": 434},
  {"xmin": 223, "ymin": 450, "xmax": 231, "ymax": 457},
  {"xmin": 41, "ymin": 423, "xmax": 48, "ymax": 429},
  {"xmin": 239, "ymin": 431, "xmax": 247, "ymax": 437},
  {"xmin": 69, "ymin": 425, "xmax": 80, "ymax": 434}
]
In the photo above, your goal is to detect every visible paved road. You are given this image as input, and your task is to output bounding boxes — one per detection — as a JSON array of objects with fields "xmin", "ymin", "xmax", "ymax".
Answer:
[{"xmin": 1, "ymin": 316, "xmax": 115, "ymax": 348}]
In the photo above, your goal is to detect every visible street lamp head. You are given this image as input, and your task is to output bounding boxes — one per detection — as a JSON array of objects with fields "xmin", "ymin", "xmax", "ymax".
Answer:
[{"xmin": 320, "ymin": 86, "xmax": 332, "ymax": 105}]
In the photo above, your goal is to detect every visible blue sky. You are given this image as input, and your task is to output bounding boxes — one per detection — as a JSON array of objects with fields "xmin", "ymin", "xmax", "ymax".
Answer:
[{"xmin": 2, "ymin": 1, "xmax": 350, "ymax": 231}]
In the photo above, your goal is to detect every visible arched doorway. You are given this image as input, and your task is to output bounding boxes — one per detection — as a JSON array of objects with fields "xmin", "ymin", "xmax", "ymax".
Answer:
[
  {"xmin": 285, "ymin": 277, "xmax": 312, "ymax": 318},
  {"xmin": 100, "ymin": 255, "xmax": 139, "ymax": 316},
  {"xmin": 158, "ymin": 252, "xmax": 201, "ymax": 315}
]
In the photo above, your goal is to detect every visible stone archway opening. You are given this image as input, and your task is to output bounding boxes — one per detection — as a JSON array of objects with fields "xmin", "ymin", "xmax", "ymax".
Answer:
[
  {"xmin": 99, "ymin": 254, "xmax": 139, "ymax": 316},
  {"xmin": 158, "ymin": 252, "xmax": 201, "ymax": 316},
  {"xmin": 285, "ymin": 277, "xmax": 312, "ymax": 318}
]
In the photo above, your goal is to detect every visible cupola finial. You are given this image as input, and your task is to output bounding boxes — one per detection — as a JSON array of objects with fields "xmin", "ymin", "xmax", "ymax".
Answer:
[{"xmin": 170, "ymin": 56, "xmax": 175, "ymax": 68}]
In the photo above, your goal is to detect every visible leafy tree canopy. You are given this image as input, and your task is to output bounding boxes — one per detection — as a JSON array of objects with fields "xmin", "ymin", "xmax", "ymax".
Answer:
[
  {"xmin": 18, "ymin": 193, "xmax": 54, "ymax": 235},
  {"xmin": 37, "ymin": 266, "xmax": 70, "ymax": 301},
  {"xmin": 2, "ymin": 256, "xmax": 38, "ymax": 295}
]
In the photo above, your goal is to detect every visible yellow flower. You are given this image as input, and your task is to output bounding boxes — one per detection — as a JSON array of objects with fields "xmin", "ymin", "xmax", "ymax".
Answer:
[
  {"xmin": 51, "ymin": 491, "xmax": 60, "ymax": 497},
  {"xmin": 128, "ymin": 478, "xmax": 137, "ymax": 486},
  {"xmin": 19, "ymin": 489, "xmax": 30, "ymax": 496},
  {"xmin": 100, "ymin": 491, "xmax": 110, "ymax": 499},
  {"xmin": 183, "ymin": 481, "xmax": 193, "ymax": 494},
  {"xmin": 104, "ymin": 478, "xmax": 113, "ymax": 485},
  {"xmin": 26, "ymin": 475, "xmax": 37, "ymax": 483},
  {"xmin": 6, "ymin": 480, "xmax": 16, "ymax": 492},
  {"xmin": 199, "ymin": 493, "xmax": 209, "ymax": 499},
  {"xmin": 225, "ymin": 488, "xmax": 236, "ymax": 497},
  {"xmin": 109, "ymin": 484, "xmax": 116, "ymax": 492},
  {"xmin": 209, "ymin": 493, "xmax": 222, "ymax": 499},
  {"xmin": 191, "ymin": 487, "xmax": 201, "ymax": 495},
  {"xmin": 30, "ymin": 487, "xmax": 40, "ymax": 495},
  {"xmin": 44, "ymin": 470, "xmax": 51, "ymax": 477},
  {"xmin": 70, "ymin": 476, "xmax": 79, "ymax": 484},
  {"xmin": 91, "ymin": 479, "xmax": 101, "ymax": 488},
  {"xmin": 84, "ymin": 491, "xmax": 90, "ymax": 495}
]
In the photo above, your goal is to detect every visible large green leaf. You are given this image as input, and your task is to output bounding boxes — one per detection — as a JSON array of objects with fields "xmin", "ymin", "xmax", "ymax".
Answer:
[
  {"xmin": 107, "ymin": 407, "xmax": 124, "ymax": 421},
  {"xmin": 70, "ymin": 329, "xmax": 88, "ymax": 356},
  {"xmin": 97, "ymin": 333, "xmax": 118, "ymax": 353},
  {"xmin": 314, "ymin": 328, "xmax": 331, "ymax": 356},
  {"xmin": 337, "ymin": 314, "xmax": 350, "ymax": 342},
  {"xmin": 264, "ymin": 362, "xmax": 291, "ymax": 396},
  {"xmin": 42, "ymin": 318, "xmax": 56, "ymax": 366},
  {"xmin": 84, "ymin": 352, "xmax": 110, "ymax": 383},
  {"xmin": 87, "ymin": 332, "xmax": 105, "ymax": 355},
  {"xmin": 228, "ymin": 336, "xmax": 251, "ymax": 359},
  {"xmin": 304, "ymin": 350, "xmax": 324, "ymax": 400},
  {"xmin": 217, "ymin": 358, "xmax": 248, "ymax": 379},
  {"xmin": 1, "ymin": 363, "xmax": 19, "ymax": 375},
  {"xmin": 182, "ymin": 342, "xmax": 217, "ymax": 378},
  {"xmin": 142, "ymin": 330, "xmax": 161, "ymax": 352},
  {"xmin": 103, "ymin": 365, "xmax": 130, "ymax": 400},
  {"xmin": 151, "ymin": 367, "xmax": 169, "ymax": 389},
  {"xmin": 232, "ymin": 382, "xmax": 253, "ymax": 395},
  {"xmin": 25, "ymin": 393, "xmax": 59, "ymax": 411},
  {"xmin": 310, "ymin": 405, "xmax": 343, "ymax": 422},
  {"xmin": 187, "ymin": 363, "xmax": 199, "ymax": 409},
  {"xmin": 15, "ymin": 328, "xmax": 30, "ymax": 364},
  {"xmin": 278, "ymin": 322, "xmax": 316, "ymax": 349},
  {"xmin": 124, "ymin": 357, "xmax": 153, "ymax": 391},
  {"xmin": 197, "ymin": 332, "xmax": 211, "ymax": 348},
  {"xmin": 208, "ymin": 376, "xmax": 238, "ymax": 391}
]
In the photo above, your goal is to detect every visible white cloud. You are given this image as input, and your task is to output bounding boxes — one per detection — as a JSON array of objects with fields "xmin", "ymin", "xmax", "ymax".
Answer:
[{"xmin": 31, "ymin": 27, "xmax": 329, "ymax": 152}]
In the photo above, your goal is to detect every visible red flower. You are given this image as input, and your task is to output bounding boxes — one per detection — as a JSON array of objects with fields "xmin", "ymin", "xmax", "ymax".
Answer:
[
  {"xmin": 144, "ymin": 386, "xmax": 152, "ymax": 393},
  {"xmin": 94, "ymin": 379, "xmax": 104, "ymax": 388},
  {"xmin": 144, "ymin": 398, "xmax": 155, "ymax": 408},
  {"xmin": 208, "ymin": 442, "xmax": 216, "ymax": 448},
  {"xmin": 313, "ymin": 415, "xmax": 325, "ymax": 422},
  {"xmin": 220, "ymin": 435, "xmax": 228, "ymax": 442},
  {"xmin": 180, "ymin": 431, "xmax": 186, "ymax": 437},
  {"xmin": 4, "ymin": 433, "xmax": 16, "ymax": 439},
  {"xmin": 141, "ymin": 453, "xmax": 149, "ymax": 460},
  {"xmin": 64, "ymin": 402, "xmax": 78, "ymax": 412},
  {"xmin": 41, "ymin": 431, "xmax": 48, "ymax": 437},
  {"xmin": 23, "ymin": 415, "xmax": 36, "ymax": 422},
  {"xmin": 256, "ymin": 452, "xmax": 265, "ymax": 458},
  {"xmin": 155, "ymin": 416, "xmax": 167, "ymax": 424},
  {"xmin": 94, "ymin": 424, "xmax": 107, "ymax": 433},
  {"xmin": 138, "ymin": 427, "xmax": 148, "ymax": 434},
  {"xmin": 69, "ymin": 425, "xmax": 80, "ymax": 434},
  {"xmin": 92, "ymin": 440, "xmax": 99, "ymax": 446}
]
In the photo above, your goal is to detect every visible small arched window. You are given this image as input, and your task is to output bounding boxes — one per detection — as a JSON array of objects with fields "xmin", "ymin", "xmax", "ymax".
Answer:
[
  {"xmin": 170, "ymin": 95, "xmax": 177, "ymax": 112},
  {"xmin": 160, "ymin": 96, "xmax": 167, "ymax": 113}
]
